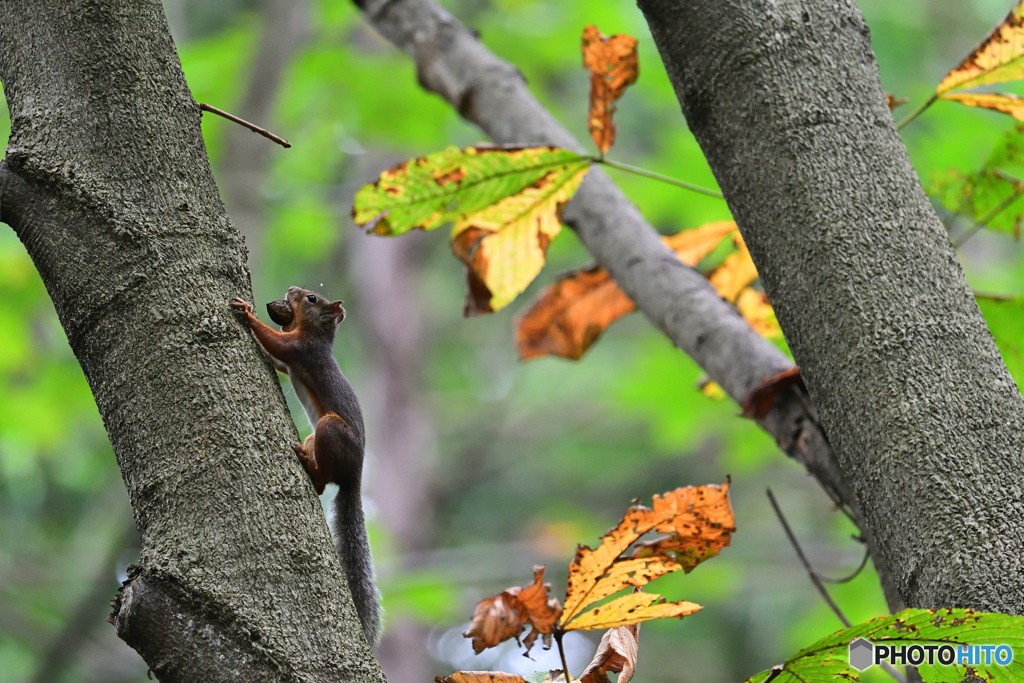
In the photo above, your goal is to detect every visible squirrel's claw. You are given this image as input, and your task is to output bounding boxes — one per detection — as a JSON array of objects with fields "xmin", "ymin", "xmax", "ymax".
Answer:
[
  {"xmin": 230, "ymin": 297, "xmax": 253, "ymax": 315},
  {"xmin": 292, "ymin": 442, "xmax": 308, "ymax": 456}
]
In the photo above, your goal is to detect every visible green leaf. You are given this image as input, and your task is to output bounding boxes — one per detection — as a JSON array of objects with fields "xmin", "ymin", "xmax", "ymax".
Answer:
[
  {"xmin": 352, "ymin": 146, "xmax": 592, "ymax": 313},
  {"xmin": 746, "ymin": 609, "xmax": 1024, "ymax": 683},
  {"xmin": 932, "ymin": 124, "xmax": 1024, "ymax": 238},
  {"xmin": 352, "ymin": 145, "xmax": 590, "ymax": 235},
  {"xmin": 978, "ymin": 295, "xmax": 1024, "ymax": 393}
]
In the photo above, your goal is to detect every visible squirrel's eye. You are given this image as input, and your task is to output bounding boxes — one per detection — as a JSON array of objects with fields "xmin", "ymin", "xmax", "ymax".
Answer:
[{"xmin": 306, "ymin": 294, "xmax": 316, "ymax": 303}]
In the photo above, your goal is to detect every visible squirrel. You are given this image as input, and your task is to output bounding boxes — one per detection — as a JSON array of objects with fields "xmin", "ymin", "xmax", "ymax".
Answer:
[{"xmin": 230, "ymin": 286, "xmax": 381, "ymax": 646}]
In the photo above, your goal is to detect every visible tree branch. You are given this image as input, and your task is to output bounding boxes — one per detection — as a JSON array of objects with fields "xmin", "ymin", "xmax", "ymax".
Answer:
[{"xmin": 352, "ymin": 0, "xmax": 903, "ymax": 611}]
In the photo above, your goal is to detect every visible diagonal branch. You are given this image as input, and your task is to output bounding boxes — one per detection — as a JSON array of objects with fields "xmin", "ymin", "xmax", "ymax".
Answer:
[{"xmin": 351, "ymin": 0, "xmax": 903, "ymax": 611}]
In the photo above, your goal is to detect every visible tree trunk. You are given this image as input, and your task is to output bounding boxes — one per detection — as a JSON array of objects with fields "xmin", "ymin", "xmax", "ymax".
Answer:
[
  {"xmin": 638, "ymin": 0, "xmax": 1024, "ymax": 612},
  {"xmin": 0, "ymin": 1, "xmax": 385, "ymax": 679}
]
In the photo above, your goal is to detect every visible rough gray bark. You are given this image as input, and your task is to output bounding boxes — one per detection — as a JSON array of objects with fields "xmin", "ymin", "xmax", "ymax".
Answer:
[
  {"xmin": 0, "ymin": 1, "xmax": 385, "ymax": 679},
  {"xmin": 638, "ymin": 0, "xmax": 1024, "ymax": 611},
  {"xmin": 353, "ymin": 0, "xmax": 903, "ymax": 609}
]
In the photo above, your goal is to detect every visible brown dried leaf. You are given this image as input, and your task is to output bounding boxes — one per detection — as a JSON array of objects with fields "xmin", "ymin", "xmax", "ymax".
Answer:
[
  {"xmin": 464, "ymin": 589, "xmax": 528, "ymax": 654},
  {"xmin": 582, "ymin": 25, "xmax": 639, "ymax": 155},
  {"xmin": 436, "ymin": 673, "xmax": 530, "ymax": 683},
  {"xmin": 579, "ymin": 625, "xmax": 640, "ymax": 683},
  {"xmin": 516, "ymin": 222, "xmax": 737, "ymax": 360},
  {"xmin": 463, "ymin": 566, "xmax": 563, "ymax": 655},
  {"xmin": 518, "ymin": 566, "xmax": 563, "ymax": 653},
  {"xmin": 740, "ymin": 367, "xmax": 804, "ymax": 419},
  {"xmin": 708, "ymin": 233, "xmax": 759, "ymax": 303},
  {"xmin": 564, "ymin": 591, "xmax": 702, "ymax": 631},
  {"xmin": 886, "ymin": 94, "xmax": 908, "ymax": 111},
  {"xmin": 561, "ymin": 483, "xmax": 734, "ymax": 626}
]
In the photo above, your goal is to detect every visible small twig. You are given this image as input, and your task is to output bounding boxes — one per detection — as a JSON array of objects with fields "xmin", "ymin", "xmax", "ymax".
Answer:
[
  {"xmin": 595, "ymin": 157, "xmax": 724, "ymax": 198},
  {"xmin": 767, "ymin": 489, "xmax": 907, "ymax": 683},
  {"xmin": 554, "ymin": 630, "xmax": 572, "ymax": 682},
  {"xmin": 895, "ymin": 94, "xmax": 937, "ymax": 130},
  {"xmin": 973, "ymin": 290, "xmax": 1017, "ymax": 302},
  {"xmin": 198, "ymin": 102, "xmax": 291, "ymax": 148},
  {"xmin": 818, "ymin": 546, "xmax": 870, "ymax": 584},
  {"xmin": 766, "ymin": 488, "xmax": 850, "ymax": 626},
  {"xmin": 951, "ymin": 187, "xmax": 1024, "ymax": 248}
]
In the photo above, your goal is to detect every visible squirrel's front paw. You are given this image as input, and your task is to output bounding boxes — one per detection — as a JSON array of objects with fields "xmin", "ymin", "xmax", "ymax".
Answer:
[
  {"xmin": 230, "ymin": 297, "xmax": 253, "ymax": 316},
  {"xmin": 292, "ymin": 441, "xmax": 308, "ymax": 456}
]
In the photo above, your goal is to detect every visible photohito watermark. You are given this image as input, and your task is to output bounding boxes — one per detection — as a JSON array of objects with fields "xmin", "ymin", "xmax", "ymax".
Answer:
[{"xmin": 848, "ymin": 638, "xmax": 1014, "ymax": 671}]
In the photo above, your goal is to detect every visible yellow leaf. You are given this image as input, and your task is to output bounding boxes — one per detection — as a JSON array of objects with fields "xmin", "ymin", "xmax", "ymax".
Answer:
[
  {"xmin": 708, "ymin": 233, "xmax": 758, "ymax": 303},
  {"xmin": 560, "ymin": 484, "xmax": 733, "ymax": 625},
  {"xmin": 563, "ymin": 592, "xmax": 702, "ymax": 631},
  {"xmin": 937, "ymin": 1, "xmax": 1024, "ymax": 94},
  {"xmin": 736, "ymin": 287, "xmax": 781, "ymax": 339},
  {"xmin": 940, "ymin": 92, "xmax": 1024, "ymax": 121},
  {"xmin": 452, "ymin": 163, "xmax": 590, "ymax": 315}
]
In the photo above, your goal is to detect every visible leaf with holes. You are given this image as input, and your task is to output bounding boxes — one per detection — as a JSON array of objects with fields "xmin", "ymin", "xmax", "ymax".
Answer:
[
  {"xmin": 559, "ymin": 483, "xmax": 733, "ymax": 630},
  {"xmin": 353, "ymin": 146, "xmax": 592, "ymax": 313}
]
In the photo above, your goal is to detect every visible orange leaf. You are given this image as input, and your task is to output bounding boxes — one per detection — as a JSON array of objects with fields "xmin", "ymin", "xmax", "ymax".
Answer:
[
  {"xmin": 582, "ymin": 25, "xmax": 639, "ymax": 155},
  {"xmin": 560, "ymin": 483, "xmax": 734, "ymax": 626},
  {"xmin": 579, "ymin": 625, "xmax": 639, "ymax": 683},
  {"xmin": 464, "ymin": 590, "xmax": 528, "ymax": 654},
  {"xmin": 740, "ymin": 367, "xmax": 804, "ymax": 419},
  {"xmin": 940, "ymin": 92, "xmax": 1024, "ymax": 121},
  {"xmin": 436, "ymin": 673, "xmax": 530, "ymax": 683},
  {"xmin": 516, "ymin": 222, "xmax": 737, "ymax": 360},
  {"xmin": 564, "ymin": 591, "xmax": 702, "ymax": 631},
  {"xmin": 708, "ymin": 233, "xmax": 759, "ymax": 303}
]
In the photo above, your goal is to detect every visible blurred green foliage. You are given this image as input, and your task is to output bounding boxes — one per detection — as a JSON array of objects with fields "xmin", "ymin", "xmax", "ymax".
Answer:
[{"xmin": 2, "ymin": 0, "xmax": 1024, "ymax": 682}]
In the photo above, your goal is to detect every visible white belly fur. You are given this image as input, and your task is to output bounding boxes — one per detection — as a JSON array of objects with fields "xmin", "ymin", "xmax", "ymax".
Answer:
[{"xmin": 288, "ymin": 371, "xmax": 319, "ymax": 431}]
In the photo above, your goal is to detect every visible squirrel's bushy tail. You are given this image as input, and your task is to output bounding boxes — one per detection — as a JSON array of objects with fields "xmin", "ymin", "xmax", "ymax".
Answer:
[{"xmin": 332, "ymin": 487, "xmax": 382, "ymax": 646}]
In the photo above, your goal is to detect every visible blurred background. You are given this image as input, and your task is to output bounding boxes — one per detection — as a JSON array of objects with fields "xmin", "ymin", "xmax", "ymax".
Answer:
[{"xmin": 1, "ymin": 0, "xmax": 1022, "ymax": 681}]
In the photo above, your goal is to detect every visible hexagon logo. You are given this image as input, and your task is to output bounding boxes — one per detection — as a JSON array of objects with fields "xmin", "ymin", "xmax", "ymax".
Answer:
[{"xmin": 849, "ymin": 637, "xmax": 874, "ymax": 671}]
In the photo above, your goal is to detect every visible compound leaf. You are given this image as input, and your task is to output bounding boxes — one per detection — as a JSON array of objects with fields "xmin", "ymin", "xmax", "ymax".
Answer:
[{"xmin": 937, "ymin": 1, "xmax": 1024, "ymax": 94}]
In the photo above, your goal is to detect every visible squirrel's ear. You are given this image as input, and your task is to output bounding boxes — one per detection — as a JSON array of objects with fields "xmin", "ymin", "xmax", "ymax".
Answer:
[{"xmin": 330, "ymin": 300, "xmax": 346, "ymax": 323}]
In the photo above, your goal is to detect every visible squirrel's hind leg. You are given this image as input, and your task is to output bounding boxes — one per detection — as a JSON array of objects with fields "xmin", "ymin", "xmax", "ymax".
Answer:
[{"xmin": 293, "ymin": 433, "xmax": 330, "ymax": 495}]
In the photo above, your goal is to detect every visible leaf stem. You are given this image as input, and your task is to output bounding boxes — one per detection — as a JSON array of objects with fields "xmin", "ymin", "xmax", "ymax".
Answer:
[
  {"xmin": 595, "ymin": 157, "xmax": 724, "ymax": 199},
  {"xmin": 554, "ymin": 630, "xmax": 571, "ymax": 682},
  {"xmin": 951, "ymin": 187, "xmax": 1024, "ymax": 248},
  {"xmin": 895, "ymin": 93, "xmax": 937, "ymax": 131}
]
